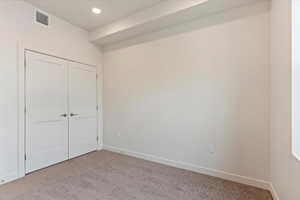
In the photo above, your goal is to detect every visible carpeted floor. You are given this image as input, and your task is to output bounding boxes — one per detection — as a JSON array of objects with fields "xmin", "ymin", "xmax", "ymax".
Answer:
[{"xmin": 0, "ymin": 150, "xmax": 272, "ymax": 200}]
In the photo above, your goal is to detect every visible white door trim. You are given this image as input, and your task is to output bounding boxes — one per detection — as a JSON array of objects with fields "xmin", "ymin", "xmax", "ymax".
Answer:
[
  {"xmin": 18, "ymin": 43, "xmax": 26, "ymax": 179},
  {"xmin": 17, "ymin": 45, "xmax": 99, "ymax": 181}
]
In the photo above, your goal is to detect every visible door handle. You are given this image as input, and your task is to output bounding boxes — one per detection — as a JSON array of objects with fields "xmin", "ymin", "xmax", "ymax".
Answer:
[
  {"xmin": 60, "ymin": 114, "xmax": 67, "ymax": 117},
  {"xmin": 70, "ymin": 113, "xmax": 79, "ymax": 117}
]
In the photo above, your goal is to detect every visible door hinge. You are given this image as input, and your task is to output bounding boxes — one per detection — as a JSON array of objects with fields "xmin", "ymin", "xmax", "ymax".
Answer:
[
  {"xmin": 96, "ymin": 136, "xmax": 99, "ymax": 142},
  {"xmin": 24, "ymin": 154, "xmax": 27, "ymax": 161},
  {"xmin": 24, "ymin": 106, "xmax": 27, "ymax": 114},
  {"xmin": 96, "ymin": 105, "xmax": 98, "ymax": 111}
]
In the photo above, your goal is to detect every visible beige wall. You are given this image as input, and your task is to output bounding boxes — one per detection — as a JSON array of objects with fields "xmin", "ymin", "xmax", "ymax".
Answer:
[
  {"xmin": 103, "ymin": 2, "xmax": 270, "ymax": 183},
  {"xmin": 0, "ymin": 1, "xmax": 102, "ymax": 183},
  {"xmin": 271, "ymin": 0, "xmax": 300, "ymax": 199}
]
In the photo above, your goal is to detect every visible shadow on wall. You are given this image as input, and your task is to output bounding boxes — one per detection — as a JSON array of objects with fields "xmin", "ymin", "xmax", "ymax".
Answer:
[{"xmin": 103, "ymin": 1, "xmax": 270, "ymax": 52}]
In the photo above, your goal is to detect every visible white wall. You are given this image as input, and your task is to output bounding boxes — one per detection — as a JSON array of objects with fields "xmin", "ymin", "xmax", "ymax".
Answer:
[
  {"xmin": 271, "ymin": 0, "xmax": 300, "ymax": 199},
  {"xmin": 0, "ymin": 1, "xmax": 102, "ymax": 184},
  {"xmin": 103, "ymin": 2, "xmax": 270, "ymax": 184}
]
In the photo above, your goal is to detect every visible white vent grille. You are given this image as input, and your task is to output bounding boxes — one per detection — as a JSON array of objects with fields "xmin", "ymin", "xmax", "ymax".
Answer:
[{"xmin": 35, "ymin": 11, "xmax": 49, "ymax": 26}]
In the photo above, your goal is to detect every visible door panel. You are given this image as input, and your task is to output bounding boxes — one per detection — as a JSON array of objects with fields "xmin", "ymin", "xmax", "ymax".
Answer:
[
  {"xmin": 26, "ymin": 51, "xmax": 68, "ymax": 173},
  {"xmin": 69, "ymin": 63, "xmax": 97, "ymax": 159},
  {"xmin": 69, "ymin": 118, "xmax": 97, "ymax": 158}
]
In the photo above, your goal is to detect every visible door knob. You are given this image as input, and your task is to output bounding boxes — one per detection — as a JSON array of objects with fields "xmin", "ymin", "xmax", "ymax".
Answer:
[
  {"xmin": 70, "ymin": 113, "xmax": 79, "ymax": 117},
  {"xmin": 60, "ymin": 114, "xmax": 67, "ymax": 117}
]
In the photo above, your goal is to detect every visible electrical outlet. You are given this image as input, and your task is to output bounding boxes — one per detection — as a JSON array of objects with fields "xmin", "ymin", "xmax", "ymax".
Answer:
[{"xmin": 209, "ymin": 144, "xmax": 215, "ymax": 154}]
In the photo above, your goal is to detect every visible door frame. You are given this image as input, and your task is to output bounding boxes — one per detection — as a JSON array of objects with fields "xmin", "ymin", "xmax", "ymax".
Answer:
[{"xmin": 17, "ymin": 44, "xmax": 100, "ymax": 179}]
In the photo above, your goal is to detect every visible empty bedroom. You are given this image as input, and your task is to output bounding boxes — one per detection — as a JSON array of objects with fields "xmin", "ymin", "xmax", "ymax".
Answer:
[{"xmin": 0, "ymin": 0, "xmax": 299, "ymax": 199}]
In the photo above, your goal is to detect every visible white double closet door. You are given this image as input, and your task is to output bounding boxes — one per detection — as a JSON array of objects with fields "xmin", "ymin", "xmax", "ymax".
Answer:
[{"xmin": 25, "ymin": 51, "xmax": 98, "ymax": 174}]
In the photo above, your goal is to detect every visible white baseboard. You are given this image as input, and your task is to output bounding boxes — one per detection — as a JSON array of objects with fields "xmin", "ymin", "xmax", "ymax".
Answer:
[
  {"xmin": 0, "ymin": 171, "xmax": 19, "ymax": 185},
  {"xmin": 98, "ymin": 143, "xmax": 103, "ymax": 151},
  {"xmin": 103, "ymin": 145, "xmax": 271, "ymax": 190},
  {"xmin": 268, "ymin": 183, "xmax": 280, "ymax": 200}
]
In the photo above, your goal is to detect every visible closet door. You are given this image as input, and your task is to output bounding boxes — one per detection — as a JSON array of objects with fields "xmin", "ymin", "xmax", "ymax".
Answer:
[
  {"xmin": 25, "ymin": 51, "xmax": 69, "ymax": 173},
  {"xmin": 69, "ymin": 62, "xmax": 98, "ymax": 159}
]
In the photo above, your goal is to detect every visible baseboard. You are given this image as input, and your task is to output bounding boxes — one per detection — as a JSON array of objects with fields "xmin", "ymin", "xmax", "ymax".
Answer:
[
  {"xmin": 98, "ymin": 143, "xmax": 103, "ymax": 151},
  {"xmin": 268, "ymin": 183, "xmax": 280, "ymax": 200},
  {"xmin": 103, "ymin": 145, "xmax": 271, "ymax": 190},
  {"xmin": 0, "ymin": 171, "xmax": 19, "ymax": 185}
]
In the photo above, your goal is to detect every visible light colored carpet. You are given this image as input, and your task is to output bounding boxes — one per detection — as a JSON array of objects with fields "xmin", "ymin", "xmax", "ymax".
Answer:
[{"xmin": 0, "ymin": 150, "xmax": 272, "ymax": 200}]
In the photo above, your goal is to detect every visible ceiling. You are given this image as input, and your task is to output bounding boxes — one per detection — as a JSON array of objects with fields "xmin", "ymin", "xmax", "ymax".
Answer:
[{"xmin": 24, "ymin": 0, "xmax": 164, "ymax": 31}]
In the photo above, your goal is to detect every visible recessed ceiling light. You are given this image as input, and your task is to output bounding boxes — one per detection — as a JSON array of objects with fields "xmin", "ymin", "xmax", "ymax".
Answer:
[{"xmin": 92, "ymin": 7, "xmax": 102, "ymax": 15}]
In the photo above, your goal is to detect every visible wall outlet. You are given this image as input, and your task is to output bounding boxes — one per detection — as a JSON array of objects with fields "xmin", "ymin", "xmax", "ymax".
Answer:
[{"xmin": 209, "ymin": 144, "xmax": 215, "ymax": 154}]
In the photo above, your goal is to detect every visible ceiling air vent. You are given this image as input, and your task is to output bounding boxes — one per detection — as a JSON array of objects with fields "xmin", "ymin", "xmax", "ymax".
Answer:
[{"xmin": 35, "ymin": 10, "xmax": 49, "ymax": 26}]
